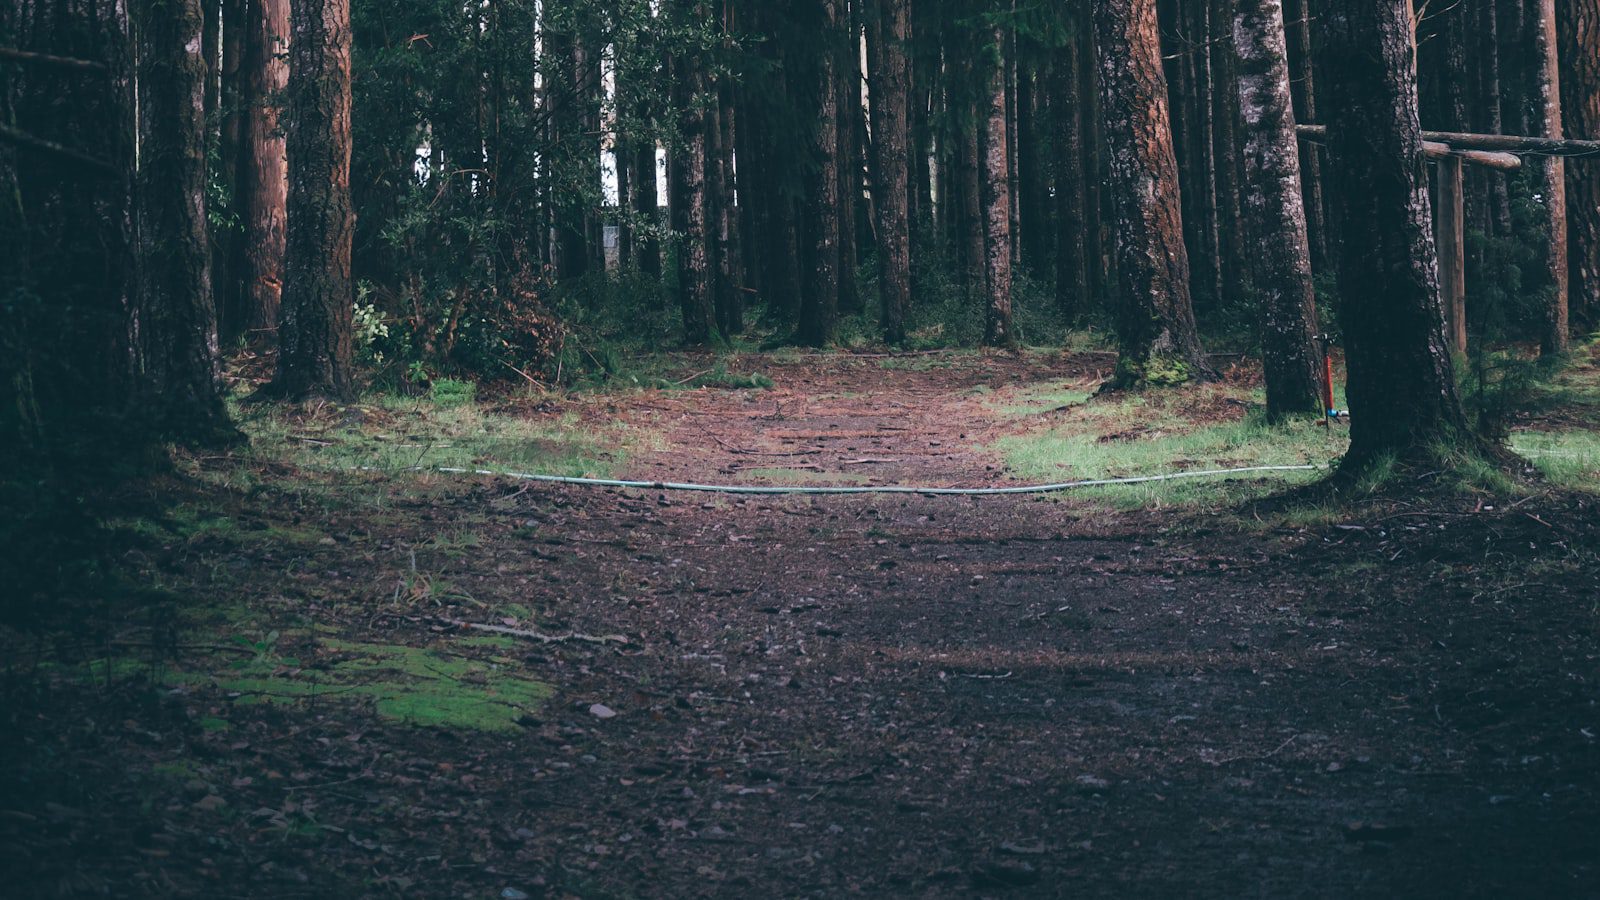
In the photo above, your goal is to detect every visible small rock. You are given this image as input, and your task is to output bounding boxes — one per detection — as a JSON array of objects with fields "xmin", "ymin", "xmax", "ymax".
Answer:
[
  {"xmin": 1075, "ymin": 774, "xmax": 1110, "ymax": 789},
  {"xmin": 501, "ymin": 889, "xmax": 530, "ymax": 900},
  {"xmin": 588, "ymin": 703, "xmax": 617, "ymax": 719}
]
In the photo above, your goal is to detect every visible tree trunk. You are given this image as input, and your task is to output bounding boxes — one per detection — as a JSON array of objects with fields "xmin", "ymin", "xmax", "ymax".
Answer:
[
  {"xmin": 1093, "ymin": 0, "xmax": 1213, "ymax": 388},
  {"xmin": 1475, "ymin": 0, "xmax": 1512, "ymax": 238},
  {"xmin": 797, "ymin": 0, "xmax": 842, "ymax": 347},
  {"xmin": 216, "ymin": 0, "xmax": 246, "ymax": 343},
  {"xmin": 1017, "ymin": 59, "xmax": 1049, "ymax": 273},
  {"xmin": 548, "ymin": 26, "xmax": 588, "ymax": 281},
  {"xmin": 633, "ymin": 139, "xmax": 661, "ymax": 279},
  {"xmin": 1321, "ymin": 0, "xmax": 1473, "ymax": 471},
  {"xmin": 1283, "ymin": 0, "xmax": 1328, "ymax": 271},
  {"xmin": 980, "ymin": 25, "xmax": 1014, "ymax": 347},
  {"xmin": 1532, "ymin": 0, "xmax": 1568, "ymax": 355},
  {"xmin": 871, "ymin": 0, "xmax": 912, "ymax": 344},
  {"xmin": 671, "ymin": 8, "xmax": 713, "ymax": 345},
  {"xmin": 239, "ymin": 0, "xmax": 288, "ymax": 340},
  {"xmin": 133, "ymin": 0, "xmax": 234, "ymax": 439},
  {"xmin": 1210, "ymin": 0, "xmax": 1245, "ymax": 305},
  {"xmin": 837, "ymin": 6, "xmax": 863, "ymax": 315},
  {"xmin": 275, "ymin": 0, "xmax": 354, "ymax": 400},
  {"xmin": 1561, "ymin": 0, "xmax": 1600, "ymax": 329},
  {"xmin": 1234, "ymin": 0, "xmax": 1322, "ymax": 420},
  {"xmin": 1053, "ymin": 14, "xmax": 1088, "ymax": 321}
]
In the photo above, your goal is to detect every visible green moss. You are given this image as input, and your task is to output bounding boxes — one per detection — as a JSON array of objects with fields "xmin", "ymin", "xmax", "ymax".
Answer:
[{"xmin": 1117, "ymin": 355, "xmax": 1192, "ymax": 388}]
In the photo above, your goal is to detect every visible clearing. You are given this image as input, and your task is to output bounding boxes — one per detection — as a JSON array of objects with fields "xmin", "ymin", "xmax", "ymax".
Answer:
[{"xmin": 4, "ymin": 348, "xmax": 1599, "ymax": 897}]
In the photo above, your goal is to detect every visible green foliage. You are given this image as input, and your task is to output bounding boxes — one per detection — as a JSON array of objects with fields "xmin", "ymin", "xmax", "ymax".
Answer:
[{"xmin": 428, "ymin": 378, "xmax": 476, "ymax": 407}]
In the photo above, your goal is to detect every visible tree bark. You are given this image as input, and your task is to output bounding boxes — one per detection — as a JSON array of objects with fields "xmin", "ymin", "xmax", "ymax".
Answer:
[
  {"xmin": 1475, "ymin": 0, "xmax": 1512, "ymax": 238},
  {"xmin": 980, "ymin": 25, "xmax": 1014, "ymax": 347},
  {"xmin": 1093, "ymin": 0, "xmax": 1213, "ymax": 387},
  {"xmin": 1533, "ymin": 0, "xmax": 1568, "ymax": 355},
  {"xmin": 671, "ymin": 6, "xmax": 713, "ymax": 344},
  {"xmin": 797, "ymin": 0, "xmax": 842, "ymax": 347},
  {"xmin": 1210, "ymin": 0, "xmax": 1245, "ymax": 305},
  {"xmin": 1053, "ymin": 14, "xmax": 1088, "ymax": 321},
  {"xmin": 1282, "ymin": 0, "xmax": 1327, "ymax": 271},
  {"xmin": 1321, "ymin": 0, "xmax": 1473, "ymax": 471},
  {"xmin": 275, "ymin": 0, "xmax": 354, "ymax": 400},
  {"xmin": 1234, "ymin": 0, "xmax": 1322, "ymax": 420},
  {"xmin": 1558, "ymin": 0, "xmax": 1599, "ymax": 331},
  {"xmin": 870, "ymin": 0, "xmax": 912, "ymax": 344},
  {"xmin": 238, "ymin": 0, "xmax": 288, "ymax": 340},
  {"xmin": 133, "ymin": 0, "xmax": 234, "ymax": 440},
  {"xmin": 837, "ymin": 5, "xmax": 863, "ymax": 316}
]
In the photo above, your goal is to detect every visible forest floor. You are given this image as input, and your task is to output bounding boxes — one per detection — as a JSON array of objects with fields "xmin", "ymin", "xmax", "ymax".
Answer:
[{"xmin": 5, "ymin": 346, "xmax": 1600, "ymax": 898}]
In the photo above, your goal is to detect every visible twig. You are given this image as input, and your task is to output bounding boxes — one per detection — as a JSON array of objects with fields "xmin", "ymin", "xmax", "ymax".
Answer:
[{"xmin": 440, "ymin": 617, "xmax": 628, "ymax": 646}]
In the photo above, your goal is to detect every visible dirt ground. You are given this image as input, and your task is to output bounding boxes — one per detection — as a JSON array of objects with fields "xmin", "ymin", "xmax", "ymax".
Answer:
[{"xmin": 4, "ymin": 351, "xmax": 1599, "ymax": 898}]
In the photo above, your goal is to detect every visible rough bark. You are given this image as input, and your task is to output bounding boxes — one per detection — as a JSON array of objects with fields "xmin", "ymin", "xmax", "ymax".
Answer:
[
  {"xmin": 274, "ymin": 0, "xmax": 354, "ymax": 400},
  {"xmin": 1282, "ymin": 0, "xmax": 1327, "ymax": 272},
  {"xmin": 980, "ymin": 25, "xmax": 1014, "ymax": 347},
  {"xmin": 215, "ymin": 0, "xmax": 246, "ymax": 342},
  {"xmin": 1233, "ymin": 0, "xmax": 1322, "ymax": 420},
  {"xmin": 1533, "ymin": 0, "xmax": 1568, "ymax": 355},
  {"xmin": 836, "ymin": 7, "xmax": 863, "ymax": 316},
  {"xmin": 870, "ymin": 0, "xmax": 912, "ymax": 344},
  {"xmin": 1053, "ymin": 14, "xmax": 1088, "ymax": 321},
  {"xmin": 955, "ymin": 64, "xmax": 985, "ymax": 294},
  {"xmin": 1475, "ymin": 0, "xmax": 1512, "ymax": 237},
  {"xmin": 797, "ymin": 0, "xmax": 842, "ymax": 347},
  {"xmin": 1210, "ymin": 0, "xmax": 1245, "ymax": 305},
  {"xmin": 633, "ymin": 138, "xmax": 661, "ymax": 280},
  {"xmin": 548, "ymin": 26, "xmax": 588, "ymax": 281},
  {"xmin": 238, "ymin": 0, "xmax": 288, "ymax": 339},
  {"xmin": 671, "ymin": 7, "xmax": 712, "ymax": 345},
  {"xmin": 1093, "ymin": 0, "xmax": 1214, "ymax": 387},
  {"xmin": 133, "ymin": 0, "xmax": 233, "ymax": 439},
  {"xmin": 1559, "ymin": 0, "xmax": 1600, "ymax": 329},
  {"xmin": 1321, "ymin": 0, "xmax": 1473, "ymax": 471}
]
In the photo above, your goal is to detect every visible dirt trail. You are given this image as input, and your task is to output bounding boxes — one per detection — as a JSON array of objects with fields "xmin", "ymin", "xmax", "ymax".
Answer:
[{"xmin": 4, "ymin": 354, "xmax": 1598, "ymax": 898}]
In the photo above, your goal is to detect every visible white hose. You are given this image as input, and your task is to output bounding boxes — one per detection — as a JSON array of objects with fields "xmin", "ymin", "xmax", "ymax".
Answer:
[{"xmin": 420, "ymin": 463, "xmax": 1326, "ymax": 496}]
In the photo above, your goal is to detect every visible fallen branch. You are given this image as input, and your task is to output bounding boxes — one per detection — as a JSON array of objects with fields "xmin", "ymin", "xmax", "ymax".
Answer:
[{"xmin": 441, "ymin": 617, "xmax": 628, "ymax": 646}]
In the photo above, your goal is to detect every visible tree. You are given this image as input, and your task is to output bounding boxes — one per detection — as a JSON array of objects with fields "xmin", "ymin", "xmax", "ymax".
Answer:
[
  {"xmin": 1321, "ymin": 0, "xmax": 1473, "ymax": 471},
  {"xmin": 1052, "ymin": 10, "xmax": 1089, "ymax": 320},
  {"xmin": 797, "ymin": 0, "xmax": 842, "ymax": 347},
  {"xmin": 670, "ymin": 4, "xmax": 713, "ymax": 344},
  {"xmin": 1559, "ymin": 0, "xmax": 1600, "ymax": 329},
  {"xmin": 1532, "ymin": 0, "xmax": 1568, "ymax": 355},
  {"xmin": 1232, "ymin": 0, "xmax": 1321, "ymax": 420},
  {"xmin": 240, "ymin": 0, "xmax": 290, "ymax": 340},
  {"xmin": 133, "ymin": 0, "xmax": 235, "ymax": 440},
  {"xmin": 979, "ymin": 22, "xmax": 1014, "ymax": 347},
  {"xmin": 1092, "ymin": 0, "xmax": 1213, "ymax": 388},
  {"xmin": 870, "ymin": 0, "xmax": 912, "ymax": 344},
  {"xmin": 274, "ymin": 0, "xmax": 355, "ymax": 400}
]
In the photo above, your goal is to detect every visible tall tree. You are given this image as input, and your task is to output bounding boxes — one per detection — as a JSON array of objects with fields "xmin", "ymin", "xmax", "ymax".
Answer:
[
  {"xmin": 133, "ymin": 0, "xmax": 234, "ymax": 439},
  {"xmin": 979, "ymin": 22, "xmax": 1014, "ymax": 346},
  {"xmin": 274, "ymin": 0, "xmax": 355, "ymax": 399},
  {"xmin": 239, "ymin": 0, "xmax": 289, "ymax": 340},
  {"xmin": 870, "ymin": 0, "xmax": 913, "ymax": 344},
  {"xmin": 1232, "ymin": 0, "xmax": 1321, "ymax": 420},
  {"xmin": 1532, "ymin": 0, "xmax": 1568, "ymax": 355},
  {"xmin": 797, "ymin": 0, "xmax": 842, "ymax": 346},
  {"xmin": 1321, "ymin": 0, "xmax": 1473, "ymax": 471},
  {"xmin": 1093, "ymin": 0, "xmax": 1213, "ymax": 387},
  {"xmin": 1052, "ymin": 11, "xmax": 1089, "ymax": 320},
  {"xmin": 670, "ymin": 7, "xmax": 713, "ymax": 344},
  {"xmin": 1282, "ymin": 0, "xmax": 1328, "ymax": 270},
  {"xmin": 1559, "ymin": 0, "xmax": 1600, "ymax": 329}
]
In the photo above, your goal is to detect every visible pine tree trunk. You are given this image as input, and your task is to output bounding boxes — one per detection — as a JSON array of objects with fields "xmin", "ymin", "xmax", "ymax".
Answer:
[
  {"xmin": 633, "ymin": 140, "xmax": 661, "ymax": 279},
  {"xmin": 671, "ymin": 6, "xmax": 713, "ymax": 345},
  {"xmin": 1053, "ymin": 15, "xmax": 1088, "ymax": 321},
  {"xmin": 1561, "ymin": 0, "xmax": 1600, "ymax": 328},
  {"xmin": 275, "ymin": 0, "xmax": 354, "ymax": 400},
  {"xmin": 548, "ymin": 27, "xmax": 588, "ymax": 281},
  {"xmin": 1283, "ymin": 0, "xmax": 1328, "ymax": 271},
  {"xmin": 1533, "ymin": 0, "xmax": 1568, "ymax": 355},
  {"xmin": 240, "ymin": 0, "xmax": 288, "ymax": 340},
  {"xmin": 216, "ymin": 0, "xmax": 247, "ymax": 343},
  {"xmin": 956, "ymin": 89, "xmax": 985, "ymax": 294},
  {"xmin": 1210, "ymin": 0, "xmax": 1245, "ymax": 306},
  {"xmin": 1475, "ymin": 0, "xmax": 1512, "ymax": 237},
  {"xmin": 836, "ymin": 16, "xmax": 863, "ymax": 316},
  {"xmin": 719, "ymin": 72, "xmax": 744, "ymax": 333},
  {"xmin": 1321, "ymin": 0, "xmax": 1473, "ymax": 471},
  {"xmin": 870, "ymin": 0, "xmax": 912, "ymax": 344},
  {"xmin": 981, "ymin": 24, "xmax": 1014, "ymax": 346},
  {"xmin": 133, "ymin": 0, "xmax": 234, "ymax": 439},
  {"xmin": 1093, "ymin": 0, "xmax": 1213, "ymax": 387},
  {"xmin": 1234, "ymin": 0, "xmax": 1322, "ymax": 420},
  {"xmin": 797, "ymin": 0, "xmax": 842, "ymax": 346},
  {"xmin": 1016, "ymin": 60, "xmax": 1049, "ymax": 273}
]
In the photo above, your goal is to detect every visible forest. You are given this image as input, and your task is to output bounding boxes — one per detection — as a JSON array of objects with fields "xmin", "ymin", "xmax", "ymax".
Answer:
[{"xmin": 3, "ymin": 0, "xmax": 1600, "ymax": 895}]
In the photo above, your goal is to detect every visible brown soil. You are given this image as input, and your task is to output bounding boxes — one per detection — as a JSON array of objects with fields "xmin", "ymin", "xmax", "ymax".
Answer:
[{"xmin": 4, "ymin": 352, "xmax": 1598, "ymax": 898}]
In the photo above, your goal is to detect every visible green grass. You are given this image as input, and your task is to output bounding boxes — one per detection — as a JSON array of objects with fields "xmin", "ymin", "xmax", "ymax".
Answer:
[
  {"xmin": 1511, "ymin": 430, "xmax": 1600, "ymax": 491},
  {"xmin": 734, "ymin": 467, "xmax": 873, "ymax": 486},
  {"xmin": 992, "ymin": 384, "xmax": 1346, "ymax": 508}
]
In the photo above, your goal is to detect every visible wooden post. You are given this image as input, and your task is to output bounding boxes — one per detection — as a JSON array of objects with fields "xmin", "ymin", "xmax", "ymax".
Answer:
[{"xmin": 1438, "ymin": 154, "xmax": 1467, "ymax": 354}]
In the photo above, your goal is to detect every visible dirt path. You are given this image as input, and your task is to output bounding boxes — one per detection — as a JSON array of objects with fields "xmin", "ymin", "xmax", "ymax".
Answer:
[{"xmin": 5, "ymin": 354, "xmax": 1599, "ymax": 898}]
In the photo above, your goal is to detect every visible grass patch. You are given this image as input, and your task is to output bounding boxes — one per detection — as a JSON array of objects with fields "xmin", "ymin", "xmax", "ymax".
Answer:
[
  {"xmin": 992, "ymin": 383, "xmax": 1345, "ymax": 508},
  {"xmin": 1511, "ymin": 430, "xmax": 1600, "ymax": 492}
]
